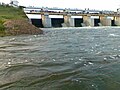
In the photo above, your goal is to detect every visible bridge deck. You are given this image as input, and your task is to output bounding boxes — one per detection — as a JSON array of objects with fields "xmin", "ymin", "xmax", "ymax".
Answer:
[{"xmin": 26, "ymin": 12, "xmax": 120, "ymax": 17}]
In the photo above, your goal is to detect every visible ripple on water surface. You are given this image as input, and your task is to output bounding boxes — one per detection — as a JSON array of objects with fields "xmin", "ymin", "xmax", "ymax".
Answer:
[{"xmin": 0, "ymin": 27, "xmax": 120, "ymax": 90}]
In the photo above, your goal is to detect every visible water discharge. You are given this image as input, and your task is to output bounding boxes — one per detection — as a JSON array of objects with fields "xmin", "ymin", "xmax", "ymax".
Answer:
[{"xmin": 0, "ymin": 27, "xmax": 120, "ymax": 90}]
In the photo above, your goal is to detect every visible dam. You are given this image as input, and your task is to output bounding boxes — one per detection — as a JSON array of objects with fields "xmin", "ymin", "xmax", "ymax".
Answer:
[{"xmin": 24, "ymin": 7, "xmax": 120, "ymax": 28}]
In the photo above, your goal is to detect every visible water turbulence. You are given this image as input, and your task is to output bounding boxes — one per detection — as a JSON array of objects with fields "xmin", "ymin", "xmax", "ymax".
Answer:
[{"xmin": 0, "ymin": 27, "xmax": 120, "ymax": 90}]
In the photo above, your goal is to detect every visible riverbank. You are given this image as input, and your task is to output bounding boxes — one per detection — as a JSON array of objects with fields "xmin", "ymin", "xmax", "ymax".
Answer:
[{"xmin": 0, "ymin": 5, "xmax": 43, "ymax": 36}]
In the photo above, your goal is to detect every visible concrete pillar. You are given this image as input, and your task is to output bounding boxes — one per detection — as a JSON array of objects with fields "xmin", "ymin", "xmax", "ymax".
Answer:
[
  {"xmin": 114, "ymin": 17, "xmax": 120, "ymax": 26},
  {"xmin": 100, "ymin": 16, "xmax": 111, "ymax": 26},
  {"xmin": 83, "ymin": 15, "xmax": 94, "ymax": 27},
  {"xmin": 63, "ymin": 14, "xmax": 74, "ymax": 27},
  {"xmin": 41, "ymin": 13, "xmax": 52, "ymax": 28}
]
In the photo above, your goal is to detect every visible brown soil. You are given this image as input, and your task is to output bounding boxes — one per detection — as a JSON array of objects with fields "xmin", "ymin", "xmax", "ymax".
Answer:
[{"xmin": 3, "ymin": 20, "xmax": 43, "ymax": 35}]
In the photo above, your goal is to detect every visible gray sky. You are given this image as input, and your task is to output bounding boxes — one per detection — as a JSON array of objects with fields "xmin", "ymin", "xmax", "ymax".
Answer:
[{"xmin": 1, "ymin": 0, "xmax": 120, "ymax": 11}]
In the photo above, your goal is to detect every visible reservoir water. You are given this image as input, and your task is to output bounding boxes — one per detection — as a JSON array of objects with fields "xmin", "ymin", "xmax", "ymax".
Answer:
[{"xmin": 0, "ymin": 27, "xmax": 120, "ymax": 90}]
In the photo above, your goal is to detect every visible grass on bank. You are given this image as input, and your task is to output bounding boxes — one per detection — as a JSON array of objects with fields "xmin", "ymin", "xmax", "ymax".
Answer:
[
  {"xmin": 0, "ymin": 5, "xmax": 27, "ymax": 20},
  {"xmin": 0, "ymin": 5, "xmax": 27, "ymax": 36}
]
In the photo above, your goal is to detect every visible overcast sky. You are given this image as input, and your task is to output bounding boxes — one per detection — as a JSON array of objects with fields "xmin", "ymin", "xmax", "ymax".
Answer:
[{"xmin": 1, "ymin": 0, "xmax": 120, "ymax": 11}]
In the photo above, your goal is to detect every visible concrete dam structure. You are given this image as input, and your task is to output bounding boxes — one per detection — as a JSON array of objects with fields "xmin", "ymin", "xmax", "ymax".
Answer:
[{"xmin": 25, "ymin": 8, "xmax": 120, "ymax": 28}]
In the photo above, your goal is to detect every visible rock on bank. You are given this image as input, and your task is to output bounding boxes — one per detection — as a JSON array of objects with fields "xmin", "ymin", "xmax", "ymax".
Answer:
[{"xmin": 3, "ymin": 20, "xmax": 43, "ymax": 36}]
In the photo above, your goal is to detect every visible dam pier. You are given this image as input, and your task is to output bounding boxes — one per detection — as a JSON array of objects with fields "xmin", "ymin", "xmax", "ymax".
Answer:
[{"xmin": 24, "ymin": 7, "xmax": 120, "ymax": 28}]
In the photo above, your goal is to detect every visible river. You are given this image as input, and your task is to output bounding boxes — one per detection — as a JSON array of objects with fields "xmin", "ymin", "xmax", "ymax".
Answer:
[{"xmin": 0, "ymin": 27, "xmax": 120, "ymax": 90}]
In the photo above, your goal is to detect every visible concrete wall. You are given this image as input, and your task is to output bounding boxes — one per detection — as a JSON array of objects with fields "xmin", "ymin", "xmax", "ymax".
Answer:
[
  {"xmin": 41, "ymin": 13, "xmax": 52, "ymax": 28},
  {"xmin": 63, "ymin": 14, "xmax": 74, "ymax": 27},
  {"xmin": 114, "ymin": 17, "xmax": 120, "ymax": 26},
  {"xmin": 69, "ymin": 18, "xmax": 75, "ymax": 27},
  {"xmin": 83, "ymin": 16, "xmax": 94, "ymax": 27},
  {"xmin": 30, "ymin": 14, "xmax": 119, "ymax": 28},
  {"xmin": 100, "ymin": 16, "xmax": 111, "ymax": 26}
]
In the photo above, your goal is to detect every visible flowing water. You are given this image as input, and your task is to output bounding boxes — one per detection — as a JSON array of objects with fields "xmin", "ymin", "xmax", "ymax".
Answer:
[{"xmin": 0, "ymin": 27, "xmax": 120, "ymax": 90}]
